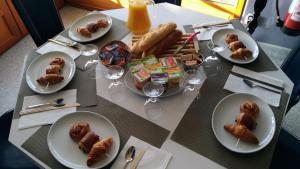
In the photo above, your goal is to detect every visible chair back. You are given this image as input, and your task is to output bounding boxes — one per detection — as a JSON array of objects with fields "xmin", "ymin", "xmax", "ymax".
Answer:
[
  {"xmin": 12, "ymin": 0, "xmax": 64, "ymax": 47},
  {"xmin": 281, "ymin": 41, "xmax": 300, "ymax": 111}
]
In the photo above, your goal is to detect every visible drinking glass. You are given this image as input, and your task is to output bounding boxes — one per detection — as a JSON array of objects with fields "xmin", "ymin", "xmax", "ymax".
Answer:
[
  {"xmin": 203, "ymin": 41, "xmax": 222, "ymax": 78},
  {"xmin": 103, "ymin": 65, "xmax": 125, "ymax": 101},
  {"xmin": 207, "ymin": 41, "xmax": 224, "ymax": 53},
  {"xmin": 143, "ymin": 82, "xmax": 164, "ymax": 119},
  {"xmin": 203, "ymin": 55, "xmax": 221, "ymax": 78},
  {"xmin": 183, "ymin": 69, "xmax": 203, "ymax": 100},
  {"xmin": 78, "ymin": 44, "xmax": 99, "ymax": 57}
]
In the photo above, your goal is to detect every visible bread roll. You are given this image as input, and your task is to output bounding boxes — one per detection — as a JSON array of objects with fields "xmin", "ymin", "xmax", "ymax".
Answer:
[
  {"xmin": 132, "ymin": 22, "xmax": 177, "ymax": 54},
  {"xmin": 146, "ymin": 29, "xmax": 183, "ymax": 56},
  {"xmin": 235, "ymin": 113, "xmax": 257, "ymax": 130},
  {"xmin": 240, "ymin": 101, "xmax": 259, "ymax": 118}
]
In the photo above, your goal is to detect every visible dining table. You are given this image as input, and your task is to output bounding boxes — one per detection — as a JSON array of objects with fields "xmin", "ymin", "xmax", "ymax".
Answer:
[{"xmin": 9, "ymin": 2, "xmax": 294, "ymax": 169}]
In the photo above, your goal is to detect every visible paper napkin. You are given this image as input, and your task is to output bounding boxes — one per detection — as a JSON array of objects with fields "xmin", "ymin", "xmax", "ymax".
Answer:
[
  {"xmin": 36, "ymin": 35, "xmax": 81, "ymax": 60},
  {"xmin": 193, "ymin": 22, "xmax": 234, "ymax": 41},
  {"xmin": 111, "ymin": 136, "xmax": 172, "ymax": 169},
  {"xmin": 18, "ymin": 89, "xmax": 77, "ymax": 129},
  {"xmin": 224, "ymin": 74, "xmax": 281, "ymax": 107}
]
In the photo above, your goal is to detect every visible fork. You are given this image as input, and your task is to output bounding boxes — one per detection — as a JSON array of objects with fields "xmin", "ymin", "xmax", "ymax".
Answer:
[{"xmin": 243, "ymin": 79, "xmax": 281, "ymax": 94}]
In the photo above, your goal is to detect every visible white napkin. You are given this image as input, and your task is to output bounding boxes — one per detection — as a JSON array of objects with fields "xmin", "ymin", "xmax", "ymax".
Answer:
[
  {"xmin": 36, "ymin": 35, "xmax": 81, "ymax": 60},
  {"xmin": 231, "ymin": 66, "xmax": 284, "ymax": 88},
  {"xmin": 224, "ymin": 74, "xmax": 281, "ymax": 107},
  {"xmin": 193, "ymin": 22, "xmax": 233, "ymax": 41},
  {"xmin": 111, "ymin": 136, "xmax": 172, "ymax": 169},
  {"xmin": 18, "ymin": 89, "xmax": 77, "ymax": 130}
]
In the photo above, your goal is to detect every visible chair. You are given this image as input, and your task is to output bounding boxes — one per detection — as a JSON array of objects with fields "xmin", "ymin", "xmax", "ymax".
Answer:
[
  {"xmin": 270, "ymin": 41, "xmax": 300, "ymax": 169},
  {"xmin": 0, "ymin": 109, "xmax": 39, "ymax": 169},
  {"xmin": 12, "ymin": 0, "xmax": 64, "ymax": 47},
  {"xmin": 281, "ymin": 40, "xmax": 300, "ymax": 111}
]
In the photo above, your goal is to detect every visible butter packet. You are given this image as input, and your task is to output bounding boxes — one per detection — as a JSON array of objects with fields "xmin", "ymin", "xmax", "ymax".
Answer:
[
  {"xmin": 127, "ymin": 60, "xmax": 144, "ymax": 74},
  {"xmin": 142, "ymin": 55, "xmax": 158, "ymax": 65},
  {"xmin": 133, "ymin": 68, "xmax": 151, "ymax": 83},
  {"xmin": 145, "ymin": 63, "xmax": 163, "ymax": 74},
  {"xmin": 160, "ymin": 56, "xmax": 177, "ymax": 68}
]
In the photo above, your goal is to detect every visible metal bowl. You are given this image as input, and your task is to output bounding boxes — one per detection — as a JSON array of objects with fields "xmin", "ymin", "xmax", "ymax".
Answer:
[{"xmin": 181, "ymin": 52, "xmax": 204, "ymax": 71}]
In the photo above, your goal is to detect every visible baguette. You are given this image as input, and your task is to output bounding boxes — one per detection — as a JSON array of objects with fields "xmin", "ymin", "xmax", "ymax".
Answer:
[
  {"xmin": 131, "ymin": 22, "xmax": 177, "ymax": 55},
  {"xmin": 146, "ymin": 29, "xmax": 183, "ymax": 56}
]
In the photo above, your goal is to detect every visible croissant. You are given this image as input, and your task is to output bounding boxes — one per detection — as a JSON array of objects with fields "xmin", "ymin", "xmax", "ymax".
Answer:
[
  {"xmin": 36, "ymin": 74, "xmax": 64, "ymax": 86},
  {"xmin": 235, "ymin": 113, "xmax": 257, "ymax": 130},
  {"xmin": 224, "ymin": 124, "xmax": 259, "ymax": 144},
  {"xmin": 50, "ymin": 57, "xmax": 65, "ymax": 68},
  {"xmin": 87, "ymin": 137, "xmax": 113, "ymax": 166},
  {"xmin": 225, "ymin": 33, "xmax": 238, "ymax": 44},
  {"xmin": 97, "ymin": 18, "xmax": 108, "ymax": 28},
  {"xmin": 79, "ymin": 131, "xmax": 100, "ymax": 153},
  {"xmin": 46, "ymin": 65, "xmax": 62, "ymax": 75},
  {"xmin": 229, "ymin": 41, "xmax": 245, "ymax": 52},
  {"xmin": 86, "ymin": 23, "xmax": 99, "ymax": 33},
  {"xmin": 240, "ymin": 101, "xmax": 259, "ymax": 118},
  {"xmin": 230, "ymin": 48, "xmax": 252, "ymax": 60},
  {"xmin": 77, "ymin": 27, "xmax": 91, "ymax": 38},
  {"xmin": 69, "ymin": 122, "xmax": 90, "ymax": 142}
]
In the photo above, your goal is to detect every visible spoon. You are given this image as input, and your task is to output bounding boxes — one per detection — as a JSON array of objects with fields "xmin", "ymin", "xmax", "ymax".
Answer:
[
  {"xmin": 26, "ymin": 98, "xmax": 64, "ymax": 109},
  {"xmin": 124, "ymin": 146, "xmax": 135, "ymax": 169}
]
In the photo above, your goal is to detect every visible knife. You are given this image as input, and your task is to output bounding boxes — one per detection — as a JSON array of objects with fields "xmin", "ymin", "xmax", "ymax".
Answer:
[
  {"xmin": 20, "ymin": 103, "xmax": 80, "ymax": 116},
  {"xmin": 192, "ymin": 20, "xmax": 231, "ymax": 29},
  {"xmin": 130, "ymin": 149, "xmax": 145, "ymax": 169},
  {"xmin": 173, "ymin": 31, "xmax": 200, "ymax": 56},
  {"xmin": 48, "ymin": 39, "xmax": 81, "ymax": 51}
]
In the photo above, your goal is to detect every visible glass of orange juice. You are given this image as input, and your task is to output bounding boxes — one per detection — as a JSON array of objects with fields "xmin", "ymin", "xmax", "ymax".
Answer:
[{"xmin": 127, "ymin": 0, "xmax": 154, "ymax": 35}]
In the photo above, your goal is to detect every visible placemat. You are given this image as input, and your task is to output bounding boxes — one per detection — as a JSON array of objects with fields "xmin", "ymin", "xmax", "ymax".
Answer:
[
  {"xmin": 13, "ymin": 51, "xmax": 97, "ymax": 119},
  {"xmin": 170, "ymin": 20, "xmax": 290, "ymax": 169},
  {"xmin": 13, "ymin": 16, "xmax": 129, "ymax": 119},
  {"xmin": 22, "ymin": 96, "xmax": 170, "ymax": 169}
]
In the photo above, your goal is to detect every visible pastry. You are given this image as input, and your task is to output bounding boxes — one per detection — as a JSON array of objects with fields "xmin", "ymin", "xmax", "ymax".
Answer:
[
  {"xmin": 146, "ymin": 29, "xmax": 183, "ymax": 56},
  {"xmin": 97, "ymin": 18, "xmax": 108, "ymax": 28},
  {"xmin": 131, "ymin": 22, "xmax": 177, "ymax": 55},
  {"xmin": 46, "ymin": 65, "xmax": 62, "ymax": 75},
  {"xmin": 77, "ymin": 27, "xmax": 92, "ymax": 38},
  {"xmin": 79, "ymin": 131, "xmax": 100, "ymax": 153},
  {"xmin": 229, "ymin": 41, "xmax": 245, "ymax": 52},
  {"xmin": 230, "ymin": 48, "xmax": 252, "ymax": 59},
  {"xmin": 86, "ymin": 23, "xmax": 99, "ymax": 33},
  {"xmin": 224, "ymin": 124, "xmax": 259, "ymax": 144},
  {"xmin": 36, "ymin": 74, "xmax": 64, "ymax": 86},
  {"xmin": 69, "ymin": 122, "xmax": 90, "ymax": 142},
  {"xmin": 87, "ymin": 137, "xmax": 113, "ymax": 166},
  {"xmin": 240, "ymin": 101, "xmax": 259, "ymax": 118},
  {"xmin": 225, "ymin": 33, "xmax": 238, "ymax": 44},
  {"xmin": 235, "ymin": 113, "xmax": 257, "ymax": 130},
  {"xmin": 50, "ymin": 57, "xmax": 65, "ymax": 68}
]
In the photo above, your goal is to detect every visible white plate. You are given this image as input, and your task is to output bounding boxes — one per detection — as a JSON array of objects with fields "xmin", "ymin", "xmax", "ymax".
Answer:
[
  {"xmin": 211, "ymin": 93, "xmax": 276, "ymax": 153},
  {"xmin": 68, "ymin": 13, "xmax": 112, "ymax": 42},
  {"xmin": 124, "ymin": 71, "xmax": 184, "ymax": 97},
  {"xmin": 47, "ymin": 111, "xmax": 120, "ymax": 169},
  {"xmin": 26, "ymin": 51, "xmax": 76, "ymax": 94},
  {"xmin": 212, "ymin": 28, "xmax": 259, "ymax": 64}
]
